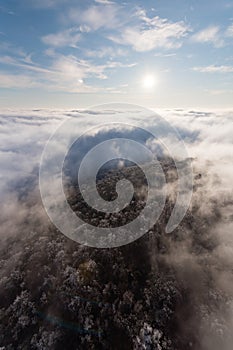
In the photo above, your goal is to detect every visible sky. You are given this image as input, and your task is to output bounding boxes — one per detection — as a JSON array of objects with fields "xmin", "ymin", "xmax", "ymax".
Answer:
[{"xmin": 0, "ymin": 0, "xmax": 233, "ymax": 108}]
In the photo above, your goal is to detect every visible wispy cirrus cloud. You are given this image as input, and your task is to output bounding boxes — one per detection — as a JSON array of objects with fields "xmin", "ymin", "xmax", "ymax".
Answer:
[
  {"xmin": 51, "ymin": 55, "xmax": 108, "ymax": 82},
  {"xmin": 0, "ymin": 59, "xmax": 98, "ymax": 92},
  {"xmin": 84, "ymin": 47, "xmax": 128, "ymax": 58},
  {"xmin": 67, "ymin": 4, "xmax": 121, "ymax": 31},
  {"xmin": 191, "ymin": 25, "xmax": 224, "ymax": 47},
  {"xmin": 193, "ymin": 65, "xmax": 233, "ymax": 73},
  {"xmin": 57, "ymin": 5, "xmax": 190, "ymax": 53},
  {"xmin": 1, "ymin": 1, "xmax": 233, "ymax": 104},
  {"xmin": 0, "ymin": 72, "xmax": 41, "ymax": 89},
  {"xmin": 225, "ymin": 24, "xmax": 233, "ymax": 37},
  {"xmin": 94, "ymin": 0, "xmax": 115, "ymax": 4},
  {"xmin": 108, "ymin": 10, "xmax": 190, "ymax": 52},
  {"xmin": 41, "ymin": 27, "xmax": 83, "ymax": 48},
  {"xmin": 206, "ymin": 88, "xmax": 233, "ymax": 95},
  {"xmin": 0, "ymin": 51, "xmax": 136, "ymax": 92},
  {"xmin": 191, "ymin": 23, "xmax": 233, "ymax": 48},
  {"xmin": 0, "ymin": 55, "xmax": 52, "ymax": 74}
]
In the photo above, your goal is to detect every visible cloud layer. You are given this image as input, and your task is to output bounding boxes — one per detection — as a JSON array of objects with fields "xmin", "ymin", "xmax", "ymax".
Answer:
[{"xmin": 0, "ymin": 107, "xmax": 232, "ymax": 348}]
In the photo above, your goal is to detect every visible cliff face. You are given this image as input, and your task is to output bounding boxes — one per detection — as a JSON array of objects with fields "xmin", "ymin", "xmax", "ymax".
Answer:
[{"xmin": 1, "ymin": 160, "xmax": 232, "ymax": 350}]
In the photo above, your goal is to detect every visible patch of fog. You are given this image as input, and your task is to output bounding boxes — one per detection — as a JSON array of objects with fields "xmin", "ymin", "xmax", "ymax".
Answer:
[{"xmin": 0, "ymin": 107, "xmax": 232, "ymax": 349}]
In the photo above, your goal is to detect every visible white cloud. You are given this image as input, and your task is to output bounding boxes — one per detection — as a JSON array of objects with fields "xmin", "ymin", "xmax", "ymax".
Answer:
[
  {"xmin": 1, "ymin": 107, "xmax": 233, "ymax": 347},
  {"xmin": 41, "ymin": 27, "xmax": 82, "ymax": 48},
  {"xmin": 226, "ymin": 24, "xmax": 233, "ymax": 37},
  {"xmin": 84, "ymin": 47, "xmax": 128, "ymax": 58},
  {"xmin": 193, "ymin": 65, "xmax": 233, "ymax": 73},
  {"xmin": 206, "ymin": 89, "xmax": 233, "ymax": 96},
  {"xmin": 0, "ymin": 108, "xmax": 232, "ymax": 252},
  {"xmin": 94, "ymin": 0, "xmax": 115, "ymax": 4},
  {"xmin": 27, "ymin": 0, "xmax": 69, "ymax": 9},
  {"xmin": 154, "ymin": 52, "xmax": 177, "ymax": 58},
  {"xmin": 192, "ymin": 26, "xmax": 224, "ymax": 47},
  {"xmin": 0, "ymin": 55, "xmax": 52, "ymax": 74},
  {"xmin": 68, "ymin": 4, "xmax": 120, "ymax": 31},
  {"xmin": 0, "ymin": 108, "xmax": 232, "ymax": 208},
  {"xmin": 52, "ymin": 6, "xmax": 189, "ymax": 52},
  {"xmin": 0, "ymin": 51, "xmax": 136, "ymax": 92},
  {"xmin": 48, "ymin": 55, "xmax": 137, "ymax": 92},
  {"xmin": 51, "ymin": 55, "xmax": 107, "ymax": 81},
  {"xmin": 108, "ymin": 14, "xmax": 190, "ymax": 52},
  {"xmin": 0, "ymin": 72, "xmax": 40, "ymax": 88},
  {"xmin": 0, "ymin": 55, "xmax": 101, "ymax": 92}
]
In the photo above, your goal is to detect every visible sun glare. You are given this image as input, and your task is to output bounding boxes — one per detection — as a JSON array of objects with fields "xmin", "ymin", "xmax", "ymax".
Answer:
[{"xmin": 142, "ymin": 74, "xmax": 156, "ymax": 89}]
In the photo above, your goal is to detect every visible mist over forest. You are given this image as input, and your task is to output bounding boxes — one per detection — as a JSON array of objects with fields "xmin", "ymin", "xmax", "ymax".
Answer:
[{"xmin": 0, "ymin": 108, "xmax": 233, "ymax": 349}]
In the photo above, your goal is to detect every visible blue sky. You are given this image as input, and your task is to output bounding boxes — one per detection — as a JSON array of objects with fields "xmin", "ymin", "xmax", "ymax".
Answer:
[{"xmin": 0, "ymin": 0, "xmax": 233, "ymax": 108}]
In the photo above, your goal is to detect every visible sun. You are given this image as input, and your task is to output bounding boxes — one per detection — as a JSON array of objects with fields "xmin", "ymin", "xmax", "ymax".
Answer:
[{"xmin": 142, "ymin": 74, "xmax": 156, "ymax": 89}]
